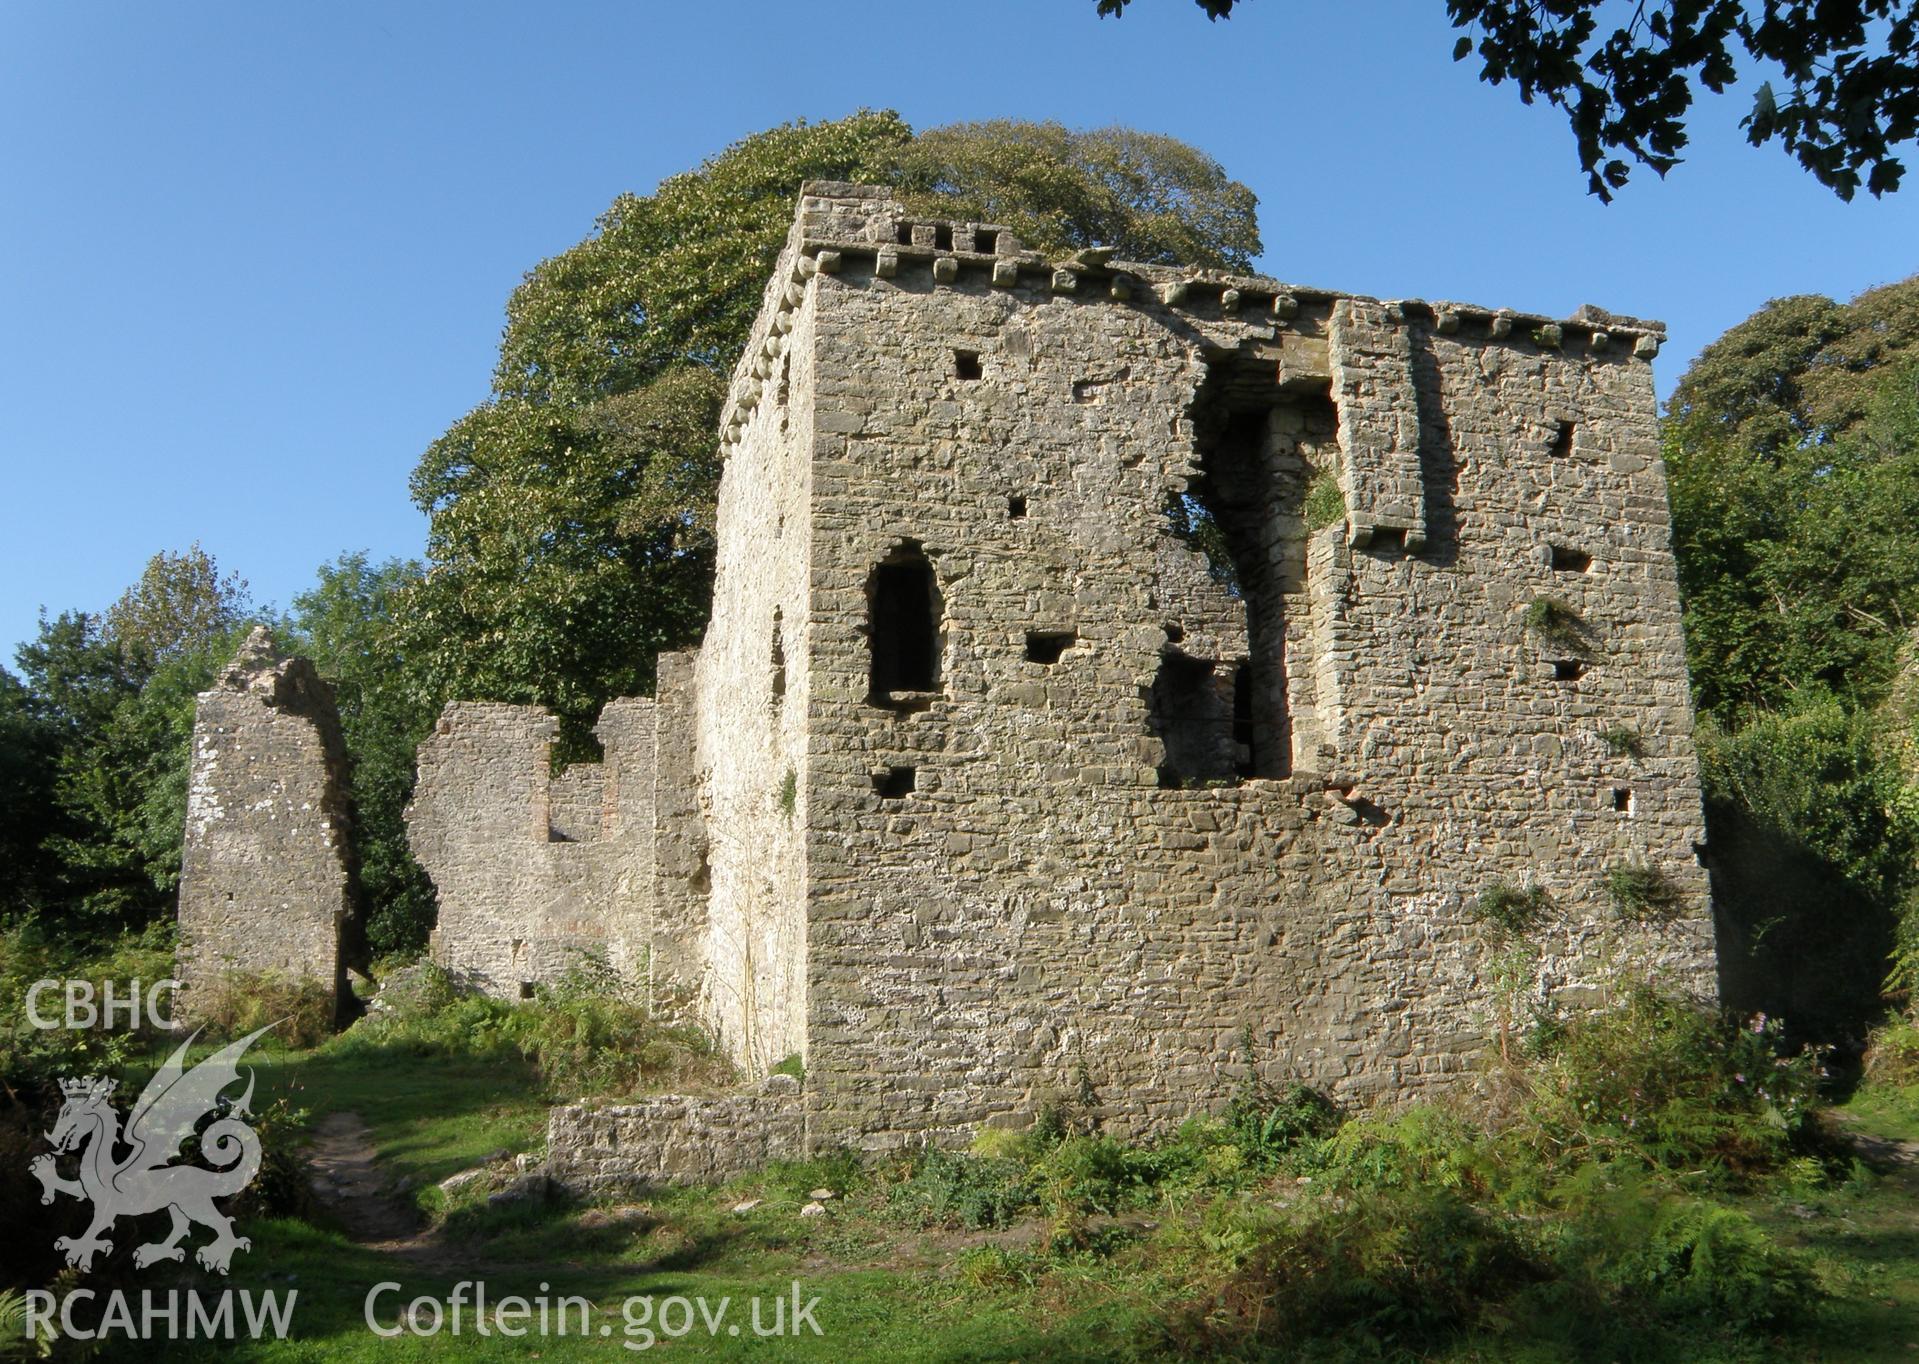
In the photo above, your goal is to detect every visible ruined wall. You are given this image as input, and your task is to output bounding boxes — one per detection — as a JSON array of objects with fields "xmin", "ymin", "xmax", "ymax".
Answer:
[
  {"xmin": 177, "ymin": 627, "xmax": 358, "ymax": 1017},
  {"xmin": 647, "ymin": 651, "xmax": 710, "ymax": 1012},
  {"xmin": 701, "ymin": 185, "xmax": 1718, "ymax": 1150},
  {"xmin": 408, "ymin": 700, "xmax": 658, "ymax": 997},
  {"xmin": 594, "ymin": 698, "xmax": 658, "ymax": 986},
  {"xmin": 692, "ymin": 259, "xmax": 819, "ymax": 1073},
  {"xmin": 545, "ymin": 1075, "xmax": 803, "ymax": 1194}
]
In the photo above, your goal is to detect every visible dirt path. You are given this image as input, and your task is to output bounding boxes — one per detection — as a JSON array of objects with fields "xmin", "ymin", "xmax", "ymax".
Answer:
[
  {"xmin": 1830, "ymin": 1107, "xmax": 1919, "ymax": 1171},
  {"xmin": 305, "ymin": 1111, "xmax": 458, "ymax": 1267}
]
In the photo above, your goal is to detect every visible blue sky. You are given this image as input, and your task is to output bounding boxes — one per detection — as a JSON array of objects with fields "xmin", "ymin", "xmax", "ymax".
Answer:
[{"xmin": 3, "ymin": 1, "xmax": 1915, "ymax": 664}]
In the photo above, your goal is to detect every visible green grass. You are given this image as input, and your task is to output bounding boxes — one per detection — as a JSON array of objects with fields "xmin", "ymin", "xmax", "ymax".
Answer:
[
  {"xmin": 254, "ymin": 1042, "xmax": 548, "ymax": 1187},
  {"xmin": 41, "ymin": 1002, "xmax": 1919, "ymax": 1364},
  {"xmin": 108, "ymin": 1184, "xmax": 1163, "ymax": 1362},
  {"xmin": 71, "ymin": 1067, "xmax": 1917, "ymax": 1361}
]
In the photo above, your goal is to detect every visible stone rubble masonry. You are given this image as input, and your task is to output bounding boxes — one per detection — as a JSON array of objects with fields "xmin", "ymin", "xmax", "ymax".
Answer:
[
  {"xmin": 476, "ymin": 182, "xmax": 1714, "ymax": 1185},
  {"xmin": 545, "ymin": 1075, "xmax": 804, "ymax": 1194},
  {"xmin": 177, "ymin": 627, "xmax": 361, "ymax": 1020},
  {"xmin": 406, "ymin": 697, "xmax": 662, "ymax": 999}
]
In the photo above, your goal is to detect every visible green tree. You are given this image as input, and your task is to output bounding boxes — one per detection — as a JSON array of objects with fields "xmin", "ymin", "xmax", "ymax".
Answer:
[
  {"xmin": 1096, "ymin": 0, "xmax": 1919, "ymax": 201},
  {"xmin": 891, "ymin": 121, "xmax": 1259, "ymax": 270},
  {"xmin": 104, "ymin": 542, "xmax": 252, "ymax": 663},
  {"xmin": 0, "ymin": 665, "xmax": 59, "ymax": 916},
  {"xmin": 493, "ymin": 112, "xmax": 915, "ymax": 407},
  {"xmin": 288, "ymin": 553, "xmax": 439, "ymax": 956},
  {"xmin": 12, "ymin": 544, "xmax": 259, "ymax": 928},
  {"xmin": 403, "ymin": 111, "xmax": 1264, "ymax": 738},
  {"xmin": 1670, "ymin": 276, "xmax": 1919, "ymax": 455},
  {"xmin": 1702, "ymin": 704, "xmax": 1919, "ymax": 1041},
  {"xmin": 399, "ymin": 369, "xmax": 728, "ymax": 744},
  {"xmin": 13, "ymin": 608, "xmax": 236, "ymax": 925},
  {"xmin": 1665, "ymin": 282, "xmax": 1919, "ymax": 1033},
  {"xmin": 1669, "ymin": 353, "xmax": 1919, "ymax": 723}
]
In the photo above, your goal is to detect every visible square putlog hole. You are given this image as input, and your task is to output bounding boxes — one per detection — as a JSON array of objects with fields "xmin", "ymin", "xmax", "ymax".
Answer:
[
  {"xmin": 1026, "ymin": 630, "xmax": 1075, "ymax": 664},
  {"xmin": 1612, "ymin": 787, "xmax": 1633, "ymax": 813},
  {"xmin": 874, "ymin": 766, "xmax": 916, "ymax": 799},
  {"xmin": 953, "ymin": 350, "xmax": 983, "ymax": 381},
  {"xmin": 1007, "ymin": 495, "xmax": 1027, "ymax": 519},
  {"xmin": 1551, "ymin": 659, "xmax": 1587, "ymax": 682},
  {"xmin": 1550, "ymin": 545, "xmax": 1593, "ymax": 572}
]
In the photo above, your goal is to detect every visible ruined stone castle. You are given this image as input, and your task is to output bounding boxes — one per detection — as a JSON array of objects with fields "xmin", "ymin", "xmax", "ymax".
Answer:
[
  {"xmin": 182, "ymin": 183, "xmax": 1718, "ymax": 1178},
  {"xmin": 178, "ymin": 627, "xmax": 363, "ymax": 1020}
]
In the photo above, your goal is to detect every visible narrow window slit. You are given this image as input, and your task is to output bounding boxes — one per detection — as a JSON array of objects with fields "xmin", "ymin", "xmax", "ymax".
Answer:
[
  {"xmin": 933, "ymin": 224, "xmax": 954, "ymax": 251},
  {"xmin": 769, "ymin": 610, "xmax": 787, "ymax": 706},
  {"xmin": 1550, "ymin": 421, "xmax": 1575, "ymax": 458},
  {"xmin": 1612, "ymin": 787, "xmax": 1633, "ymax": 813}
]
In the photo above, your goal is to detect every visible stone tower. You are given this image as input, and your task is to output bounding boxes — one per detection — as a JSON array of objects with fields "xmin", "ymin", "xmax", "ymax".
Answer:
[
  {"xmin": 528, "ymin": 182, "xmax": 1716, "ymax": 1170},
  {"xmin": 177, "ymin": 627, "xmax": 361, "ymax": 1019}
]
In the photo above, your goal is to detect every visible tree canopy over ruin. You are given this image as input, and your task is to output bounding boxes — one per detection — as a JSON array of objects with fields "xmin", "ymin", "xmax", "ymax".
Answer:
[
  {"xmin": 1097, "ymin": 0, "xmax": 1919, "ymax": 202},
  {"xmin": 397, "ymin": 112, "xmax": 1264, "ymax": 743}
]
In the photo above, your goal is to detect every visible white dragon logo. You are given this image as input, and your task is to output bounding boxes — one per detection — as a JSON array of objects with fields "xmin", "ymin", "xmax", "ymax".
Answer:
[{"xmin": 30, "ymin": 1024, "xmax": 274, "ymax": 1275}]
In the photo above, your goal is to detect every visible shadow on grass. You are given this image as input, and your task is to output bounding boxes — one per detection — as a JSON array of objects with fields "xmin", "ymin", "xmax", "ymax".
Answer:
[
  {"xmin": 92, "ymin": 1213, "xmax": 1155, "ymax": 1364},
  {"xmin": 252, "ymin": 1041, "xmax": 548, "ymax": 1186}
]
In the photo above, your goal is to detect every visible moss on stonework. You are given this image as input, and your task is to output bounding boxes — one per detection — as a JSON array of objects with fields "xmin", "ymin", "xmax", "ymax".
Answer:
[{"xmin": 1304, "ymin": 467, "xmax": 1346, "ymax": 532}]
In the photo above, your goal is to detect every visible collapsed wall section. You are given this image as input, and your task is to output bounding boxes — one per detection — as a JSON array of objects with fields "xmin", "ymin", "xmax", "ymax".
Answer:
[
  {"xmin": 177, "ymin": 627, "xmax": 360, "ymax": 1019},
  {"xmin": 408, "ymin": 699, "xmax": 659, "ymax": 998}
]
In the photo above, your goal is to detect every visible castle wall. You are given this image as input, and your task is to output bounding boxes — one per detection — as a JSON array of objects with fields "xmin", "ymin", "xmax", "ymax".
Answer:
[
  {"xmin": 691, "ymin": 273, "xmax": 819, "ymax": 1072},
  {"xmin": 177, "ymin": 629, "xmax": 358, "ymax": 1018},
  {"xmin": 648, "ymin": 650, "xmax": 710, "ymax": 1011},
  {"xmin": 593, "ymin": 697, "xmax": 657, "ymax": 985},
  {"xmin": 767, "ymin": 200, "xmax": 1713, "ymax": 1148},
  {"xmin": 546, "ymin": 1076, "xmax": 803, "ymax": 1194},
  {"xmin": 408, "ymin": 700, "xmax": 657, "ymax": 997}
]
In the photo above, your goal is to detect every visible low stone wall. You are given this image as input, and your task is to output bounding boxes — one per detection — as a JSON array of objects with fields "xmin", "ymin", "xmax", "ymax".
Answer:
[{"xmin": 545, "ymin": 1076, "xmax": 804, "ymax": 1195}]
